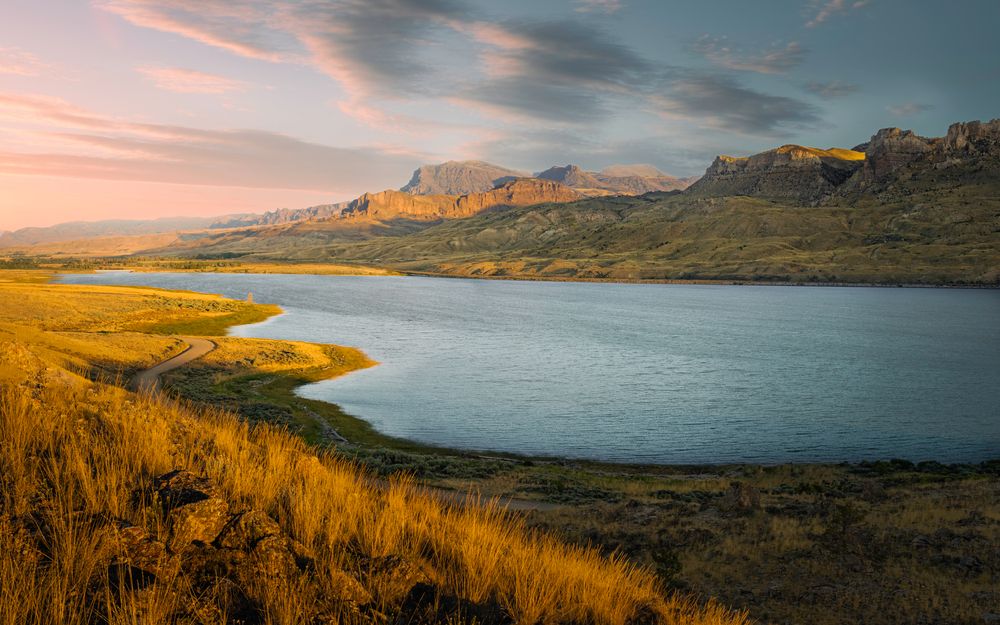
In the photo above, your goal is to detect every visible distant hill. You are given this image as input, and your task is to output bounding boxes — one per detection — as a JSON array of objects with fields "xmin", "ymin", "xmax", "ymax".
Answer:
[
  {"xmin": 537, "ymin": 164, "xmax": 694, "ymax": 195},
  {"xmin": 2, "ymin": 159, "xmax": 688, "ymax": 247},
  {"xmin": 0, "ymin": 216, "xmax": 229, "ymax": 247},
  {"xmin": 399, "ymin": 160, "xmax": 525, "ymax": 195}
]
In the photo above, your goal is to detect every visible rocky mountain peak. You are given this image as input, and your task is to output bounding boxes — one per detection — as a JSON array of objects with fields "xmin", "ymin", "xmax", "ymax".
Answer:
[{"xmin": 400, "ymin": 160, "xmax": 523, "ymax": 195}]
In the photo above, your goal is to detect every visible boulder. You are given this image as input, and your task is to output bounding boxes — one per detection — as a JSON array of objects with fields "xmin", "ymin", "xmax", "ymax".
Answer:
[{"xmin": 153, "ymin": 470, "xmax": 230, "ymax": 552}]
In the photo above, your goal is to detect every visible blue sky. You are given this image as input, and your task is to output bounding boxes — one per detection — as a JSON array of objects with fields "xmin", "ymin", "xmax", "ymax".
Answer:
[{"xmin": 0, "ymin": 0, "xmax": 997, "ymax": 229}]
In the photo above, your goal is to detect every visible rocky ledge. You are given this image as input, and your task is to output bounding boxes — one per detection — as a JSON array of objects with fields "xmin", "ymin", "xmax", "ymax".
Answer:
[
  {"xmin": 686, "ymin": 145, "xmax": 865, "ymax": 202},
  {"xmin": 339, "ymin": 178, "xmax": 581, "ymax": 221}
]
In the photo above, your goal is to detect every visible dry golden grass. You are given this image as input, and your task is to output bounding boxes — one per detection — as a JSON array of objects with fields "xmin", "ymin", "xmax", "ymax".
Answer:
[
  {"xmin": 0, "ymin": 342, "xmax": 747, "ymax": 625},
  {"xmin": 0, "ymin": 275, "xmax": 277, "ymax": 383},
  {"xmin": 0, "ymin": 280, "xmax": 272, "ymax": 334},
  {"xmin": 199, "ymin": 337, "xmax": 376, "ymax": 376}
]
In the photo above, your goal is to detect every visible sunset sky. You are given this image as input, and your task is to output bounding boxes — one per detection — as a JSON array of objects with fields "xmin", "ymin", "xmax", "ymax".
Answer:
[{"xmin": 1, "ymin": 0, "xmax": 997, "ymax": 231}]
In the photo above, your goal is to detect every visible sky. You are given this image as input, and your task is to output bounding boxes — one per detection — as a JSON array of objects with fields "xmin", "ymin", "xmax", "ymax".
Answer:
[{"xmin": 1, "ymin": 0, "xmax": 998, "ymax": 231}]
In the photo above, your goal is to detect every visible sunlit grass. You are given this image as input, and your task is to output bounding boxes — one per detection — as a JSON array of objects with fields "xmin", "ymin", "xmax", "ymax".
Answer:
[{"xmin": 0, "ymin": 347, "xmax": 747, "ymax": 624}]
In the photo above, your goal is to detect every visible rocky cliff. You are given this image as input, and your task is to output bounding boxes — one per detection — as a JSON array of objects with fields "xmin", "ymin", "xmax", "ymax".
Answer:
[
  {"xmin": 400, "ymin": 160, "xmax": 524, "ymax": 195},
  {"xmin": 687, "ymin": 145, "xmax": 865, "ymax": 201},
  {"xmin": 841, "ymin": 118, "xmax": 1000, "ymax": 193},
  {"xmin": 854, "ymin": 128, "xmax": 935, "ymax": 184},
  {"xmin": 338, "ymin": 179, "xmax": 581, "ymax": 221},
  {"xmin": 943, "ymin": 118, "xmax": 1000, "ymax": 155}
]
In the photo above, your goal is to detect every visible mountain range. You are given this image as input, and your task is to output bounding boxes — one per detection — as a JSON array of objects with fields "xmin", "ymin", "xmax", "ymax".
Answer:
[{"xmin": 3, "ymin": 119, "xmax": 998, "ymax": 284}]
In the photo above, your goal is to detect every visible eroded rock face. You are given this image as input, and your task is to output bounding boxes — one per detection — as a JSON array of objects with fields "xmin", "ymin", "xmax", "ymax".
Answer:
[
  {"xmin": 944, "ymin": 119, "xmax": 1000, "ymax": 155},
  {"xmin": 339, "ymin": 179, "xmax": 581, "ymax": 221},
  {"xmin": 858, "ymin": 128, "xmax": 935, "ymax": 183},
  {"xmin": 454, "ymin": 179, "xmax": 581, "ymax": 215},
  {"xmin": 687, "ymin": 145, "xmax": 865, "ymax": 201}
]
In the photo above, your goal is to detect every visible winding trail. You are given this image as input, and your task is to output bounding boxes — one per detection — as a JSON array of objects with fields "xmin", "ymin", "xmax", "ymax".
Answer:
[
  {"xmin": 130, "ymin": 335, "xmax": 560, "ymax": 512},
  {"xmin": 129, "ymin": 337, "xmax": 215, "ymax": 392}
]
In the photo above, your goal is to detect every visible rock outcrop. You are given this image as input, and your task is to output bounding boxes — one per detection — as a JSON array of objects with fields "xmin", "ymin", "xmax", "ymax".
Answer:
[
  {"xmin": 855, "ymin": 128, "xmax": 935, "ymax": 184},
  {"xmin": 840, "ymin": 119, "xmax": 1000, "ymax": 194},
  {"xmin": 338, "ymin": 178, "xmax": 581, "ymax": 221},
  {"xmin": 686, "ymin": 145, "xmax": 865, "ymax": 201},
  {"xmin": 943, "ymin": 119, "xmax": 1000, "ymax": 155},
  {"xmin": 400, "ymin": 160, "xmax": 525, "ymax": 195}
]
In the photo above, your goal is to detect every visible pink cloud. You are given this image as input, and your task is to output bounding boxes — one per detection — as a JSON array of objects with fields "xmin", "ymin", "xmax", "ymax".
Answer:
[
  {"xmin": 136, "ymin": 66, "xmax": 252, "ymax": 94},
  {"xmin": 0, "ymin": 91, "xmax": 423, "ymax": 198},
  {"xmin": 0, "ymin": 46, "xmax": 51, "ymax": 76},
  {"xmin": 96, "ymin": 0, "xmax": 294, "ymax": 61}
]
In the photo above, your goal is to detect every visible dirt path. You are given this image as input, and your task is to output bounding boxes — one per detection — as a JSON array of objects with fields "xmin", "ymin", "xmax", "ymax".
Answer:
[
  {"xmin": 130, "ymin": 337, "xmax": 215, "ymax": 392},
  {"xmin": 130, "ymin": 336, "xmax": 560, "ymax": 512}
]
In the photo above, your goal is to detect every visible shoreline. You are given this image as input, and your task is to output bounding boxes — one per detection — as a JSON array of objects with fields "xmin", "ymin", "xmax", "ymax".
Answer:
[
  {"xmin": 57, "ymin": 264, "xmax": 1000, "ymax": 289},
  {"xmin": 400, "ymin": 269, "xmax": 1000, "ymax": 289},
  {"xmin": 51, "ymin": 269, "xmax": 999, "ymax": 471}
]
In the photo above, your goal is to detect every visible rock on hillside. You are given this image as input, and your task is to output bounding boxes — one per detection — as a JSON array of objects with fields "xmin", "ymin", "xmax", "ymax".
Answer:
[
  {"xmin": 400, "ymin": 160, "xmax": 525, "ymax": 195},
  {"xmin": 687, "ymin": 145, "xmax": 865, "ymax": 202},
  {"xmin": 339, "ymin": 179, "xmax": 581, "ymax": 221}
]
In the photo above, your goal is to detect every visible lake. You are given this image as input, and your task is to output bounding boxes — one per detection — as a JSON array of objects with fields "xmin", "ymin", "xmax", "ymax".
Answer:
[{"xmin": 59, "ymin": 272, "xmax": 1000, "ymax": 464}]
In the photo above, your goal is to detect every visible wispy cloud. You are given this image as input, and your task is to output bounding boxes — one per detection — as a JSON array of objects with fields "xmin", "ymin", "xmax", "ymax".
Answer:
[
  {"xmin": 136, "ymin": 66, "xmax": 252, "ymax": 94},
  {"xmin": 0, "ymin": 46, "xmax": 52, "ymax": 76},
  {"xmin": 575, "ymin": 0, "xmax": 624, "ymax": 14},
  {"xmin": 652, "ymin": 74, "xmax": 822, "ymax": 135},
  {"xmin": 804, "ymin": 80, "xmax": 859, "ymax": 98},
  {"xmin": 96, "ymin": 0, "xmax": 824, "ymax": 140},
  {"xmin": 690, "ymin": 36, "xmax": 806, "ymax": 74},
  {"xmin": 887, "ymin": 102, "xmax": 933, "ymax": 117},
  {"xmin": 96, "ymin": 0, "xmax": 297, "ymax": 61},
  {"xmin": 0, "ymin": 91, "xmax": 422, "ymax": 193},
  {"xmin": 806, "ymin": 0, "xmax": 871, "ymax": 28}
]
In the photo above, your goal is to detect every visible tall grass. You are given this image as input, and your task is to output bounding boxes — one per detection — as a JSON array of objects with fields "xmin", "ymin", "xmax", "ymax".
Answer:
[{"xmin": 0, "ymin": 360, "xmax": 746, "ymax": 625}]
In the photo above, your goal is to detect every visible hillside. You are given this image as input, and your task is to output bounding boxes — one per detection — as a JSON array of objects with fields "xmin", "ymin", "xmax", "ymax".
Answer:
[
  {"xmin": 0, "ymin": 216, "xmax": 232, "ymax": 247},
  {"xmin": 314, "ymin": 178, "xmax": 999, "ymax": 284}
]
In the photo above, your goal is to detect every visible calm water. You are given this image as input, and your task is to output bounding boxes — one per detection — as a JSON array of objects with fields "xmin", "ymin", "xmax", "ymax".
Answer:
[{"xmin": 60, "ymin": 272, "xmax": 1000, "ymax": 464}]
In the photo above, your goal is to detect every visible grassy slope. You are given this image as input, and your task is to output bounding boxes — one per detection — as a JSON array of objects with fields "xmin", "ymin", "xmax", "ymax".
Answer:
[
  {"xmin": 317, "ymin": 182, "xmax": 998, "ymax": 284},
  {"xmin": 148, "ymin": 158, "xmax": 995, "ymax": 285}
]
